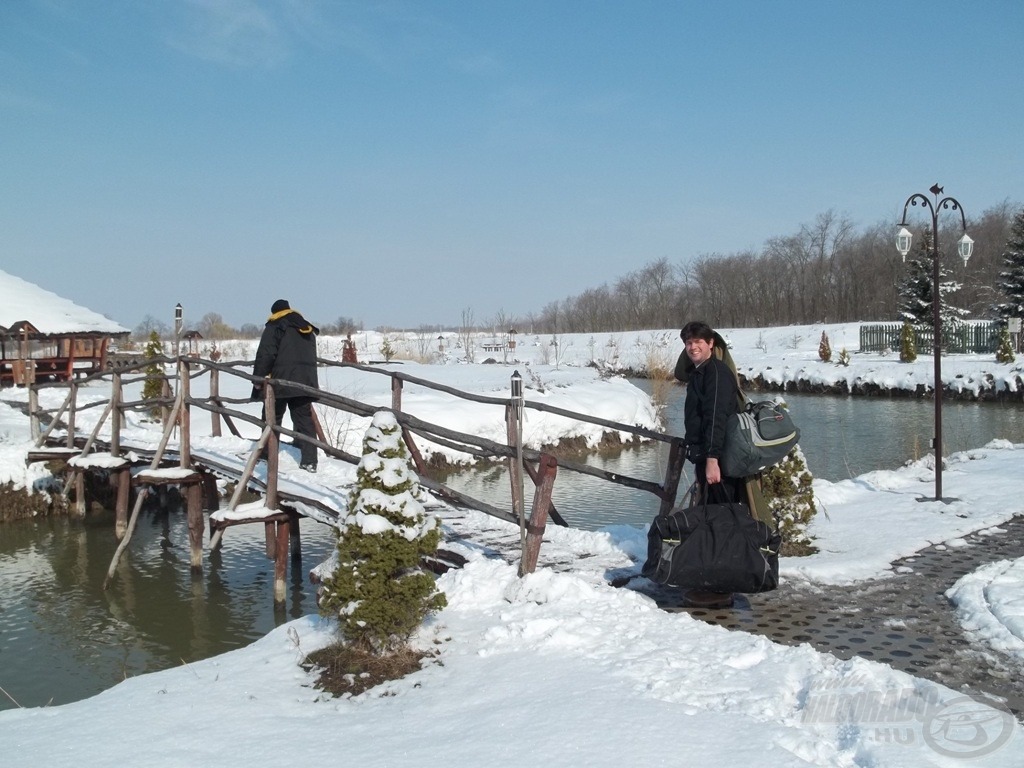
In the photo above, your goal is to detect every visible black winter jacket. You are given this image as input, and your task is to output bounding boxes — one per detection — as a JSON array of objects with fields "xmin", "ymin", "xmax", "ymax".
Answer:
[
  {"xmin": 253, "ymin": 308, "xmax": 320, "ymax": 400},
  {"xmin": 681, "ymin": 355, "xmax": 739, "ymax": 463}
]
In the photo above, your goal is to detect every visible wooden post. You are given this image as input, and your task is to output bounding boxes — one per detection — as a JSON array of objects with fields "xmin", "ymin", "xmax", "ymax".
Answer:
[
  {"xmin": 66, "ymin": 382, "xmax": 77, "ymax": 449},
  {"xmin": 289, "ymin": 510, "xmax": 302, "ymax": 562},
  {"xmin": 161, "ymin": 378, "xmax": 171, "ymax": 426},
  {"xmin": 520, "ymin": 453, "xmax": 557, "ymax": 576},
  {"xmin": 391, "ymin": 376, "xmax": 402, "ymax": 411},
  {"xmin": 200, "ymin": 472, "xmax": 218, "ymax": 511},
  {"xmin": 311, "ymin": 406, "xmax": 327, "ymax": 444},
  {"xmin": 114, "ymin": 467, "xmax": 130, "ymax": 540},
  {"xmin": 29, "ymin": 385, "xmax": 40, "ymax": 443},
  {"xmin": 400, "ymin": 425, "xmax": 428, "ymax": 476},
  {"xmin": 264, "ymin": 384, "xmax": 280, "ymax": 560},
  {"xmin": 505, "ymin": 403, "xmax": 524, "ymax": 526},
  {"xmin": 179, "ymin": 359, "xmax": 191, "ymax": 467},
  {"xmin": 110, "ymin": 373, "xmax": 121, "ymax": 457},
  {"xmin": 658, "ymin": 439, "xmax": 687, "ymax": 516},
  {"xmin": 103, "ymin": 391, "xmax": 184, "ymax": 590},
  {"xmin": 265, "ymin": 520, "xmax": 276, "ymax": 560},
  {"xmin": 73, "ymin": 470, "xmax": 86, "ymax": 519},
  {"xmin": 273, "ymin": 516, "xmax": 289, "ymax": 606},
  {"xmin": 210, "ymin": 366, "xmax": 222, "ymax": 437},
  {"xmin": 186, "ymin": 481, "xmax": 203, "ymax": 572},
  {"xmin": 264, "ymin": 384, "xmax": 279, "ymax": 511}
]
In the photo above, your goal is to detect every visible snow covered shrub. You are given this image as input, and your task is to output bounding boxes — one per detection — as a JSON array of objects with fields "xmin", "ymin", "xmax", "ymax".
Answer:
[
  {"xmin": 379, "ymin": 336, "xmax": 396, "ymax": 362},
  {"xmin": 899, "ymin": 322, "xmax": 917, "ymax": 363},
  {"xmin": 996, "ymin": 325, "xmax": 1016, "ymax": 364},
  {"xmin": 817, "ymin": 331, "xmax": 832, "ymax": 363},
  {"xmin": 142, "ymin": 331, "xmax": 165, "ymax": 419},
  {"xmin": 837, "ymin": 347, "xmax": 851, "ymax": 367},
  {"xmin": 761, "ymin": 445, "xmax": 816, "ymax": 556},
  {"xmin": 318, "ymin": 411, "xmax": 446, "ymax": 652}
]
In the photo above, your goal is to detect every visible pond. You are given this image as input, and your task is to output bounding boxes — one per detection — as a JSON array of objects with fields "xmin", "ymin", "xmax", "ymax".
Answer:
[
  {"xmin": 4, "ymin": 388, "xmax": 1024, "ymax": 711},
  {"xmin": 452, "ymin": 385, "xmax": 1024, "ymax": 530}
]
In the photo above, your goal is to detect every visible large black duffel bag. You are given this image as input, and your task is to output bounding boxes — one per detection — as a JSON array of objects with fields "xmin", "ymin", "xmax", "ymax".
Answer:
[{"xmin": 641, "ymin": 501, "xmax": 781, "ymax": 594}]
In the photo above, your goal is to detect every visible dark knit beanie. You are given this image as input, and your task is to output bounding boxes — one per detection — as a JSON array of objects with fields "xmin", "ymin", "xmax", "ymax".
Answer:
[{"xmin": 271, "ymin": 299, "xmax": 290, "ymax": 313}]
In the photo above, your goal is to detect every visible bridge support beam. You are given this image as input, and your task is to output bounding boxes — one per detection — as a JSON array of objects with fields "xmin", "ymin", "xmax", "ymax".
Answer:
[
  {"xmin": 114, "ymin": 467, "xmax": 131, "ymax": 539},
  {"xmin": 520, "ymin": 453, "xmax": 557, "ymax": 576},
  {"xmin": 274, "ymin": 516, "xmax": 290, "ymax": 606}
]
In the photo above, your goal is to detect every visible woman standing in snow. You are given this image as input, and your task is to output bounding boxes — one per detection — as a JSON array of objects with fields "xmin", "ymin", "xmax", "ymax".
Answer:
[
  {"xmin": 673, "ymin": 321, "xmax": 747, "ymax": 607},
  {"xmin": 676, "ymin": 321, "xmax": 746, "ymax": 504}
]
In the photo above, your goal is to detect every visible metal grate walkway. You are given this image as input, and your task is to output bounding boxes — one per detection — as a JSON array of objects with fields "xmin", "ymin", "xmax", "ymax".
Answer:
[{"xmin": 626, "ymin": 515, "xmax": 1024, "ymax": 719}]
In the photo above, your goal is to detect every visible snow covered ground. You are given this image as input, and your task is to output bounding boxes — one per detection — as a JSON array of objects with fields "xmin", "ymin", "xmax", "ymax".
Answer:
[{"xmin": 3, "ymin": 323, "xmax": 1024, "ymax": 766}]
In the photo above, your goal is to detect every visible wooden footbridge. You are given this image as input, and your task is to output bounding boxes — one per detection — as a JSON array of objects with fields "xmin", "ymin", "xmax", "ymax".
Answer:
[{"xmin": 24, "ymin": 353, "xmax": 687, "ymax": 606}]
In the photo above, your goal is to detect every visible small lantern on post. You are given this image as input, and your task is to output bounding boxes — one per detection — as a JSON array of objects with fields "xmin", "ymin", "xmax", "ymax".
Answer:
[
  {"xmin": 510, "ymin": 370, "xmax": 526, "ymax": 556},
  {"xmin": 896, "ymin": 227, "xmax": 914, "ymax": 260},
  {"xmin": 173, "ymin": 303, "xmax": 183, "ymax": 359},
  {"xmin": 957, "ymin": 233, "xmax": 975, "ymax": 266}
]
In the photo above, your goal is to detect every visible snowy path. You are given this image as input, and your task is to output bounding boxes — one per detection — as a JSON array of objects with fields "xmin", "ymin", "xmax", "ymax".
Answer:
[{"xmin": 438, "ymin": 500, "xmax": 1024, "ymax": 721}]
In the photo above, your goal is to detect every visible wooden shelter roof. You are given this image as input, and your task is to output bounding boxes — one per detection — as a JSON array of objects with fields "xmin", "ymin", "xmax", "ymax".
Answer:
[{"xmin": 0, "ymin": 268, "xmax": 130, "ymax": 338}]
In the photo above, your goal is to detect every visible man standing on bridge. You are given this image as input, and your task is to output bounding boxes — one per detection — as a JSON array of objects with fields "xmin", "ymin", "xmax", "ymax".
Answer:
[{"xmin": 252, "ymin": 299, "xmax": 320, "ymax": 472}]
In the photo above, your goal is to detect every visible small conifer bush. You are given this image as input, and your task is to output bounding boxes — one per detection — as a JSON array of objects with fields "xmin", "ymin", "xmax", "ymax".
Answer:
[
  {"xmin": 761, "ymin": 445, "xmax": 817, "ymax": 556},
  {"xmin": 817, "ymin": 331, "xmax": 832, "ymax": 363},
  {"xmin": 142, "ymin": 331, "xmax": 165, "ymax": 419},
  {"xmin": 318, "ymin": 410, "xmax": 446, "ymax": 652},
  {"xmin": 899, "ymin": 322, "xmax": 917, "ymax": 363},
  {"xmin": 996, "ymin": 326, "xmax": 1016, "ymax": 364}
]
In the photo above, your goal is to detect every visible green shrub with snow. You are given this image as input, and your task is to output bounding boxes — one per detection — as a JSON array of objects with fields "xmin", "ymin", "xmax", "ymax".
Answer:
[
  {"xmin": 318, "ymin": 410, "xmax": 446, "ymax": 652},
  {"xmin": 761, "ymin": 445, "xmax": 816, "ymax": 556},
  {"xmin": 899, "ymin": 322, "xmax": 917, "ymax": 363},
  {"xmin": 996, "ymin": 325, "xmax": 1015, "ymax": 364},
  {"xmin": 142, "ymin": 331, "xmax": 165, "ymax": 419}
]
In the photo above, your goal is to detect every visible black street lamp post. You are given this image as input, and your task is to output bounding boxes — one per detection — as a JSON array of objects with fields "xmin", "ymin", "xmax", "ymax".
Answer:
[
  {"xmin": 174, "ymin": 303, "xmax": 183, "ymax": 359},
  {"xmin": 896, "ymin": 184, "xmax": 974, "ymax": 503}
]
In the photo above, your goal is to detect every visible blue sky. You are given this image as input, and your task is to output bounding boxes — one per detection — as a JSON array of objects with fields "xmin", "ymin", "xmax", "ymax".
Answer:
[{"xmin": 2, "ymin": 1, "xmax": 1021, "ymax": 332}]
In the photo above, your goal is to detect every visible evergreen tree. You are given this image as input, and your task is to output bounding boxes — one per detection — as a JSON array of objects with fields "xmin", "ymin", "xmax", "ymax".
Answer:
[
  {"xmin": 761, "ymin": 446, "xmax": 816, "ymax": 556},
  {"xmin": 896, "ymin": 234, "xmax": 969, "ymax": 329},
  {"xmin": 992, "ymin": 208, "xmax": 1024, "ymax": 320},
  {"xmin": 899, "ymin": 321, "xmax": 917, "ymax": 363},
  {"xmin": 817, "ymin": 331, "xmax": 832, "ymax": 363},
  {"xmin": 996, "ymin": 325, "xmax": 1016, "ymax": 364},
  {"xmin": 142, "ymin": 331, "xmax": 165, "ymax": 419},
  {"xmin": 318, "ymin": 411, "xmax": 446, "ymax": 652}
]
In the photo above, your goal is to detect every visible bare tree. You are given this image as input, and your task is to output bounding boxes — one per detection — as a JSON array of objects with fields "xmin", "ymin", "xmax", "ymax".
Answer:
[
  {"xmin": 459, "ymin": 307, "xmax": 476, "ymax": 362},
  {"xmin": 196, "ymin": 312, "xmax": 236, "ymax": 340}
]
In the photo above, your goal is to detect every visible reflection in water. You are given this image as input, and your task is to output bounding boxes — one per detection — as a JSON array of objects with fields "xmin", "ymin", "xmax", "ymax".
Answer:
[
  {"xmin": 5, "ymin": 389, "xmax": 1024, "ymax": 711},
  {"xmin": 447, "ymin": 384, "xmax": 1024, "ymax": 531},
  {"xmin": 0, "ymin": 509, "xmax": 336, "ymax": 711}
]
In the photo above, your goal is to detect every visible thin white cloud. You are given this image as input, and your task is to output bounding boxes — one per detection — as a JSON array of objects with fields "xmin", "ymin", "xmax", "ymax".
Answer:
[
  {"xmin": 168, "ymin": 0, "xmax": 290, "ymax": 69},
  {"xmin": 0, "ymin": 86, "xmax": 55, "ymax": 114}
]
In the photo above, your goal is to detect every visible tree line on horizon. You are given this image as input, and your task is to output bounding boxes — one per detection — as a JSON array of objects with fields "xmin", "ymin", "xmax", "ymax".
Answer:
[
  {"xmin": 527, "ymin": 201, "xmax": 1022, "ymax": 335},
  {"xmin": 131, "ymin": 201, "xmax": 1023, "ymax": 342}
]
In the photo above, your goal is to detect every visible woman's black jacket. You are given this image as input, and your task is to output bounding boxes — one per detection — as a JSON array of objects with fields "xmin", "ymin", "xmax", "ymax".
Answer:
[{"xmin": 680, "ymin": 355, "xmax": 740, "ymax": 462}]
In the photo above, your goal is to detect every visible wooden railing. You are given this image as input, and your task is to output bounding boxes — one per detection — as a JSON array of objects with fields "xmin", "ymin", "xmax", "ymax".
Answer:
[{"xmin": 29, "ymin": 355, "xmax": 687, "ymax": 580}]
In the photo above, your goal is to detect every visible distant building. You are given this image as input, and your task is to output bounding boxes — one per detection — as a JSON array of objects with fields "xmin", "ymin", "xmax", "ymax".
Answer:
[{"xmin": 0, "ymin": 269, "xmax": 130, "ymax": 385}]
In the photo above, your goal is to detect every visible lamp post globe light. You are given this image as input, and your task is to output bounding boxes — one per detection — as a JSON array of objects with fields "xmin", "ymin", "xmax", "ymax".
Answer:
[
  {"xmin": 896, "ymin": 184, "xmax": 973, "ymax": 503},
  {"xmin": 174, "ymin": 303, "xmax": 183, "ymax": 359}
]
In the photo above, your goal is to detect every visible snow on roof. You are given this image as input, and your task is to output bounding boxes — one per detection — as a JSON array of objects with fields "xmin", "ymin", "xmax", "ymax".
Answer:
[{"xmin": 0, "ymin": 268, "xmax": 129, "ymax": 336}]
